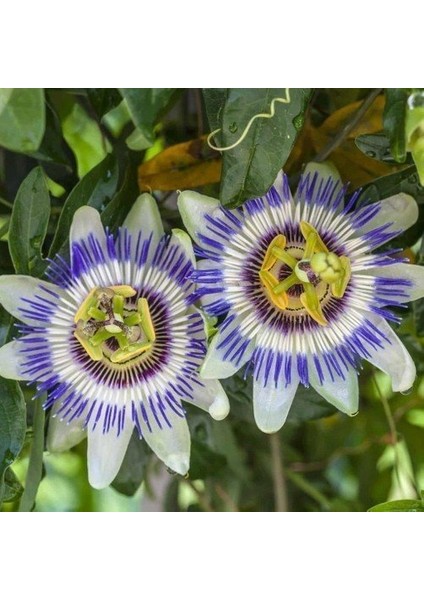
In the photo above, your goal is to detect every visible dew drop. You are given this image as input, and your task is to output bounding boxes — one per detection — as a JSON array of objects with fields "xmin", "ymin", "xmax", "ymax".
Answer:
[
  {"xmin": 293, "ymin": 114, "xmax": 304, "ymax": 131},
  {"xmin": 408, "ymin": 91, "xmax": 424, "ymax": 109},
  {"xmin": 366, "ymin": 150, "xmax": 376, "ymax": 158},
  {"xmin": 229, "ymin": 122, "xmax": 238, "ymax": 134}
]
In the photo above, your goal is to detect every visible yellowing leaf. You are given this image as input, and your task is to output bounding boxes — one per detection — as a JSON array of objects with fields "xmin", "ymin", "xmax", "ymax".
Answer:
[
  {"xmin": 138, "ymin": 137, "xmax": 221, "ymax": 192},
  {"xmin": 311, "ymin": 96, "xmax": 402, "ymax": 187}
]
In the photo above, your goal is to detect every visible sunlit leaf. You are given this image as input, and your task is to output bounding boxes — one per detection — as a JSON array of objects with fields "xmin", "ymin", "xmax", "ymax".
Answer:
[{"xmin": 51, "ymin": 92, "xmax": 111, "ymax": 178}]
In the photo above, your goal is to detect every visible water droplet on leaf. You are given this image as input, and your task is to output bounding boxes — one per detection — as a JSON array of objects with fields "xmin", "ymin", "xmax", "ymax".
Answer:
[
  {"xmin": 293, "ymin": 114, "xmax": 304, "ymax": 131},
  {"xmin": 229, "ymin": 122, "xmax": 238, "ymax": 134},
  {"xmin": 408, "ymin": 91, "xmax": 424, "ymax": 109},
  {"xmin": 366, "ymin": 150, "xmax": 376, "ymax": 158}
]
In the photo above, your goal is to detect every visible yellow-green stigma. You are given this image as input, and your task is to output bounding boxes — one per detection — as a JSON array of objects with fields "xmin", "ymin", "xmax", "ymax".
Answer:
[
  {"xmin": 74, "ymin": 285, "xmax": 156, "ymax": 363},
  {"xmin": 260, "ymin": 221, "xmax": 351, "ymax": 326}
]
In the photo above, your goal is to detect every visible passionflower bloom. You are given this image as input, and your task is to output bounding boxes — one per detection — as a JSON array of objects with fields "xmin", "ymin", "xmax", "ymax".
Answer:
[
  {"xmin": 178, "ymin": 163, "xmax": 424, "ymax": 433},
  {"xmin": 0, "ymin": 195, "xmax": 229, "ymax": 488}
]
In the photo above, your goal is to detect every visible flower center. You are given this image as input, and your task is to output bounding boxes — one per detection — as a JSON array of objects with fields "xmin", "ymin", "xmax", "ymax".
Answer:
[
  {"xmin": 259, "ymin": 221, "xmax": 351, "ymax": 326},
  {"xmin": 73, "ymin": 285, "xmax": 156, "ymax": 363}
]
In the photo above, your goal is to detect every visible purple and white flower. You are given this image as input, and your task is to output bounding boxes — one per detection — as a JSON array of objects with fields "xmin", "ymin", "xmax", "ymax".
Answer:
[
  {"xmin": 178, "ymin": 163, "xmax": 424, "ymax": 433},
  {"xmin": 0, "ymin": 195, "xmax": 229, "ymax": 488}
]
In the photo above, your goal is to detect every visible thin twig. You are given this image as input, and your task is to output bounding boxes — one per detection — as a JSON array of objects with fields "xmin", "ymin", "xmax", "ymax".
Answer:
[
  {"xmin": 314, "ymin": 88, "xmax": 383, "ymax": 162},
  {"xmin": 0, "ymin": 196, "xmax": 13, "ymax": 209},
  {"xmin": 374, "ymin": 373, "xmax": 420, "ymax": 497},
  {"xmin": 214, "ymin": 483, "xmax": 239, "ymax": 512},
  {"xmin": 185, "ymin": 479, "xmax": 213, "ymax": 512},
  {"xmin": 269, "ymin": 433, "xmax": 289, "ymax": 512}
]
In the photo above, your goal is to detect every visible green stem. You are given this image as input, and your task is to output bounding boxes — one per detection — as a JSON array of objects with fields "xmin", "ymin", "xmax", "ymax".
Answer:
[
  {"xmin": 314, "ymin": 88, "xmax": 383, "ymax": 162},
  {"xmin": 286, "ymin": 470, "xmax": 332, "ymax": 511},
  {"xmin": 373, "ymin": 374, "xmax": 419, "ymax": 497},
  {"xmin": 19, "ymin": 397, "xmax": 45, "ymax": 512},
  {"xmin": 269, "ymin": 433, "xmax": 289, "ymax": 511},
  {"xmin": 0, "ymin": 196, "xmax": 13, "ymax": 209}
]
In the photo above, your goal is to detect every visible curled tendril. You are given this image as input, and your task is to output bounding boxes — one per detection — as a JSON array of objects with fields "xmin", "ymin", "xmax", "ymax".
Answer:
[{"xmin": 207, "ymin": 88, "xmax": 291, "ymax": 152}]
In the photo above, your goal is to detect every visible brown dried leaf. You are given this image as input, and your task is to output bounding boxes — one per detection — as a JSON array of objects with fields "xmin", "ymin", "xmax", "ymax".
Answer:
[{"xmin": 138, "ymin": 136, "xmax": 221, "ymax": 192}]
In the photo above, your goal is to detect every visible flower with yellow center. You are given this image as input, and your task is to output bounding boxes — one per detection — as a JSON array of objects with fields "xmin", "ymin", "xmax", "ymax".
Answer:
[
  {"xmin": 178, "ymin": 163, "xmax": 424, "ymax": 433},
  {"xmin": 0, "ymin": 196, "xmax": 229, "ymax": 488}
]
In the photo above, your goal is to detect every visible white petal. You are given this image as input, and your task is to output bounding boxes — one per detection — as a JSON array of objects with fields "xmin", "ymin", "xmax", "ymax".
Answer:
[
  {"xmin": 187, "ymin": 378, "xmax": 230, "ymax": 420},
  {"xmin": 177, "ymin": 190, "xmax": 221, "ymax": 244},
  {"xmin": 296, "ymin": 161, "xmax": 342, "ymax": 197},
  {"xmin": 87, "ymin": 420, "xmax": 133, "ymax": 489},
  {"xmin": 356, "ymin": 193, "xmax": 418, "ymax": 240},
  {"xmin": 363, "ymin": 262, "xmax": 424, "ymax": 302},
  {"xmin": 363, "ymin": 313, "xmax": 416, "ymax": 393},
  {"xmin": 141, "ymin": 410, "xmax": 190, "ymax": 476},
  {"xmin": 200, "ymin": 318, "xmax": 256, "ymax": 379},
  {"xmin": 0, "ymin": 275, "xmax": 63, "ymax": 326},
  {"xmin": 123, "ymin": 193, "xmax": 164, "ymax": 247},
  {"xmin": 309, "ymin": 362, "xmax": 359, "ymax": 415},
  {"xmin": 0, "ymin": 340, "xmax": 26, "ymax": 380},
  {"xmin": 171, "ymin": 228, "xmax": 196, "ymax": 266},
  {"xmin": 70, "ymin": 206, "xmax": 108, "ymax": 260},
  {"xmin": 47, "ymin": 406, "xmax": 87, "ymax": 452},
  {"xmin": 253, "ymin": 373, "xmax": 299, "ymax": 433}
]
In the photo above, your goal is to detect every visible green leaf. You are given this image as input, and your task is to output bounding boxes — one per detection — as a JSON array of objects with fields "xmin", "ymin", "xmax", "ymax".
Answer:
[
  {"xmin": 288, "ymin": 386, "xmax": 337, "ymax": 424},
  {"xmin": 368, "ymin": 499, "xmax": 424, "ymax": 512},
  {"xmin": 189, "ymin": 439, "xmax": 227, "ymax": 480},
  {"xmin": 203, "ymin": 88, "xmax": 312, "ymax": 207},
  {"xmin": 9, "ymin": 167, "xmax": 50, "ymax": 277},
  {"xmin": 111, "ymin": 432, "xmax": 150, "ymax": 496},
  {"xmin": 221, "ymin": 371, "xmax": 336, "ymax": 424},
  {"xmin": 49, "ymin": 154, "xmax": 119, "ymax": 257},
  {"xmin": 29, "ymin": 101, "xmax": 72, "ymax": 167},
  {"xmin": 50, "ymin": 92, "xmax": 111, "ymax": 179},
  {"xmin": 86, "ymin": 89, "xmax": 122, "ymax": 120},
  {"xmin": 355, "ymin": 166, "xmax": 424, "ymax": 249},
  {"xmin": 2, "ymin": 468, "xmax": 23, "ymax": 503},
  {"xmin": 101, "ymin": 163, "xmax": 139, "ymax": 231},
  {"xmin": 0, "ymin": 378, "xmax": 26, "ymax": 505},
  {"xmin": 356, "ymin": 165, "xmax": 424, "ymax": 206},
  {"xmin": 119, "ymin": 89, "xmax": 177, "ymax": 149},
  {"xmin": 383, "ymin": 88, "xmax": 409, "ymax": 163},
  {"xmin": 19, "ymin": 396, "xmax": 45, "ymax": 512},
  {"xmin": 355, "ymin": 133, "xmax": 396, "ymax": 163},
  {"xmin": 0, "ymin": 89, "xmax": 45, "ymax": 153}
]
